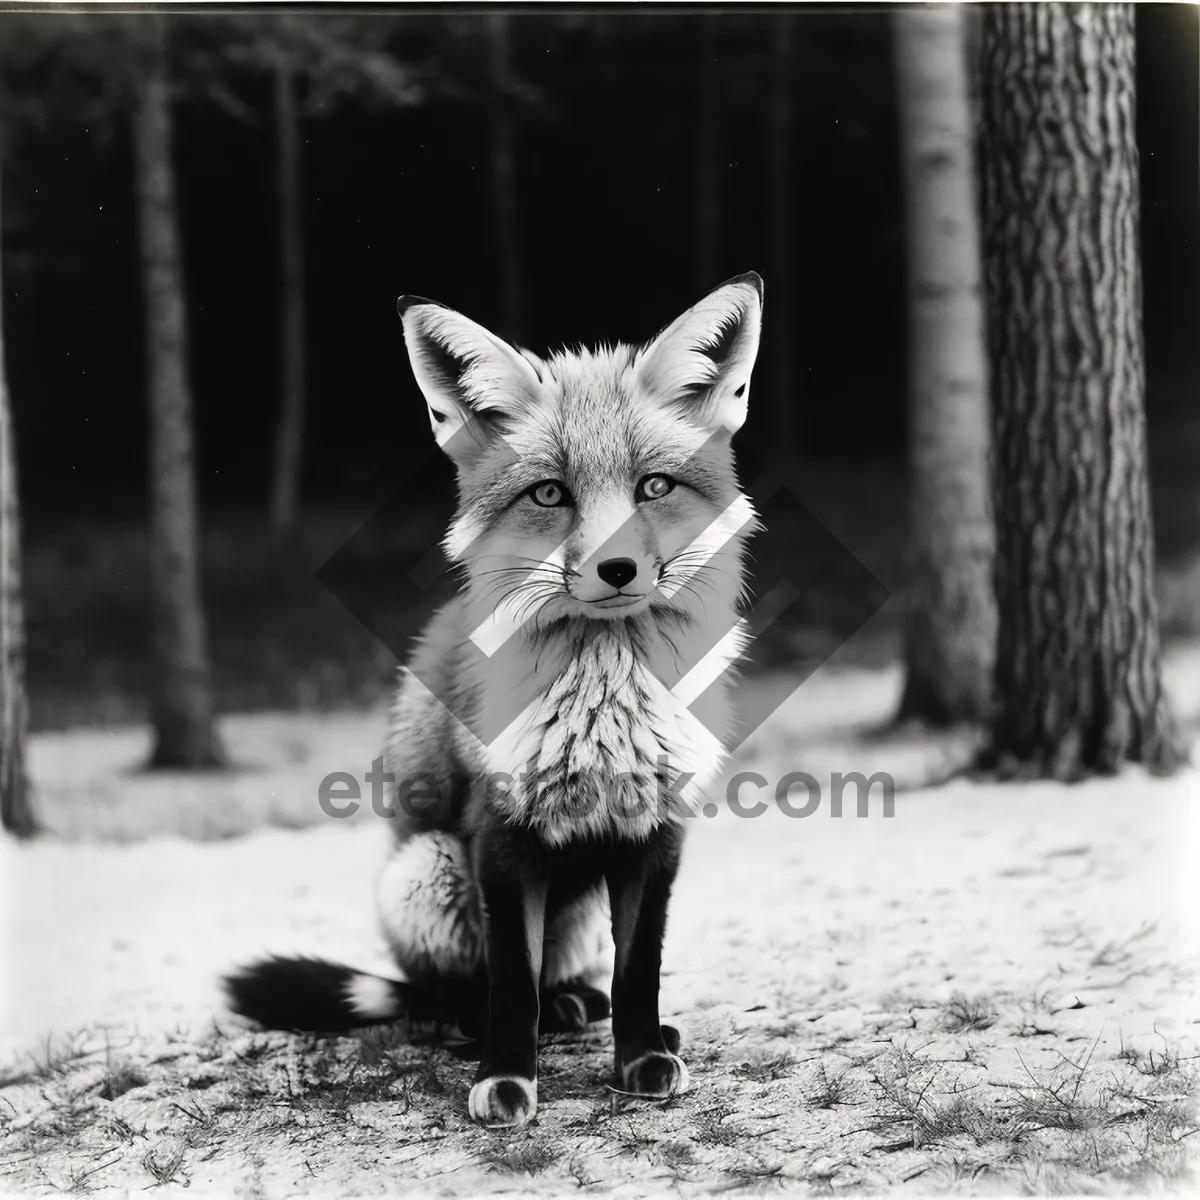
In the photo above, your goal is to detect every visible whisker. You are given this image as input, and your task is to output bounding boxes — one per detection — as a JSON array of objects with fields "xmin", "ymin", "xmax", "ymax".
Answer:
[{"xmin": 513, "ymin": 584, "xmax": 561, "ymax": 626}]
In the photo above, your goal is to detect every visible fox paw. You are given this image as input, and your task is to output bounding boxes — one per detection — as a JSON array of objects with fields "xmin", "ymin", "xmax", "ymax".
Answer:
[
  {"xmin": 621, "ymin": 1051, "xmax": 690, "ymax": 1098},
  {"xmin": 547, "ymin": 992, "xmax": 589, "ymax": 1031},
  {"xmin": 542, "ymin": 985, "xmax": 611, "ymax": 1033},
  {"xmin": 468, "ymin": 1075, "xmax": 537, "ymax": 1128}
]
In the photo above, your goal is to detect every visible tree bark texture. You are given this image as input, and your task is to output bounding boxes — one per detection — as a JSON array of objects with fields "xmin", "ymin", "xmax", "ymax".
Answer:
[
  {"xmin": 134, "ymin": 19, "xmax": 225, "ymax": 769},
  {"xmin": 894, "ymin": 5, "xmax": 997, "ymax": 726},
  {"xmin": 269, "ymin": 59, "xmax": 307, "ymax": 531},
  {"xmin": 979, "ymin": 2, "xmax": 1181, "ymax": 778}
]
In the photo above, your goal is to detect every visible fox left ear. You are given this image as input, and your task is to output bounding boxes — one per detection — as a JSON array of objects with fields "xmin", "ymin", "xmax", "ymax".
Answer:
[
  {"xmin": 396, "ymin": 295, "xmax": 543, "ymax": 468},
  {"xmin": 636, "ymin": 272, "xmax": 764, "ymax": 436}
]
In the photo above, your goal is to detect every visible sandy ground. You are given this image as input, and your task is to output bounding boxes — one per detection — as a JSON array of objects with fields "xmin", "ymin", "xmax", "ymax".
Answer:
[{"xmin": 1, "ymin": 647, "xmax": 1199, "ymax": 1195}]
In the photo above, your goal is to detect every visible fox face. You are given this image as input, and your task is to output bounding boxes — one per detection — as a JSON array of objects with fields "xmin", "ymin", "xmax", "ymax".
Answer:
[{"xmin": 396, "ymin": 275, "xmax": 763, "ymax": 631}]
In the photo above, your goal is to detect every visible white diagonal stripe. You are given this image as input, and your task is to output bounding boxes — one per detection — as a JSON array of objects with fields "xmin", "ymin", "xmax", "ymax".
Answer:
[{"xmin": 669, "ymin": 618, "xmax": 751, "ymax": 707}]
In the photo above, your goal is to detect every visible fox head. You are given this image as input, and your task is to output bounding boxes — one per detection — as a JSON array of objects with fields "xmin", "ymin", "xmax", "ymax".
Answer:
[{"xmin": 396, "ymin": 274, "xmax": 763, "ymax": 632}]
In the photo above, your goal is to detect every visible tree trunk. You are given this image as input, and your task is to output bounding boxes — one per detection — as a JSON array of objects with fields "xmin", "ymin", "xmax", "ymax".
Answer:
[
  {"xmin": 133, "ymin": 18, "xmax": 224, "ymax": 769},
  {"xmin": 695, "ymin": 12, "xmax": 720, "ymax": 293},
  {"xmin": 893, "ymin": 5, "xmax": 996, "ymax": 726},
  {"xmin": 1, "ymin": 146, "xmax": 36, "ymax": 836},
  {"xmin": 768, "ymin": 13, "xmax": 797, "ymax": 454},
  {"xmin": 268, "ymin": 59, "xmax": 306, "ymax": 532},
  {"xmin": 488, "ymin": 12, "xmax": 527, "ymax": 344},
  {"xmin": 960, "ymin": 2, "xmax": 979, "ymax": 112},
  {"xmin": 978, "ymin": 2, "xmax": 1182, "ymax": 778}
]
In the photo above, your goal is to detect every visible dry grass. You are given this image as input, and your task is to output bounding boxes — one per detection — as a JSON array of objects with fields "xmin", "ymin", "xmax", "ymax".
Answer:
[
  {"xmin": 807, "ymin": 1060, "xmax": 856, "ymax": 1109},
  {"xmin": 3, "ymin": 1001, "xmax": 1194, "ymax": 1196},
  {"xmin": 479, "ymin": 1138, "xmax": 563, "ymax": 1175},
  {"xmin": 732, "ymin": 1048, "xmax": 797, "ymax": 1084},
  {"xmin": 940, "ymin": 992, "xmax": 998, "ymax": 1034}
]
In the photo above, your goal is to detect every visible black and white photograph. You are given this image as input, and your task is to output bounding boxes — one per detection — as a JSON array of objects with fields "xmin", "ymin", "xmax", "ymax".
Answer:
[{"xmin": 1, "ymin": 0, "xmax": 1198, "ymax": 1193}]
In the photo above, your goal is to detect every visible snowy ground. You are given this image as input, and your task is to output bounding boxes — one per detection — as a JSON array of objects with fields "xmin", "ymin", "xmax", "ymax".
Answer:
[{"xmin": 1, "ymin": 646, "xmax": 1199, "ymax": 1195}]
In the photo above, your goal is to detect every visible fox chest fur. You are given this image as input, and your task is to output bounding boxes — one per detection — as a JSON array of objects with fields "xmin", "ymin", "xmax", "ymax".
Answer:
[{"xmin": 453, "ymin": 612, "xmax": 741, "ymax": 847}]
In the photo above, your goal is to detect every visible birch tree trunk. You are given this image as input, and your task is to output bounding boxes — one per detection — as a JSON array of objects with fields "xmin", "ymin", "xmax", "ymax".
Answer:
[
  {"xmin": 979, "ymin": 2, "xmax": 1182, "ymax": 778},
  {"xmin": 268, "ymin": 59, "xmax": 306, "ymax": 531},
  {"xmin": 768, "ymin": 13, "xmax": 797, "ymax": 452},
  {"xmin": 489, "ymin": 12, "xmax": 526, "ymax": 344},
  {"xmin": 893, "ymin": 5, "xmax": 996, "ymax": 726},
  {"xmin": 134, "ymin": 18, "xmax": 225, "ymax": 769},
  {"xmin": 695, "ymin": 12, "xmax": 720, "ymax": 293},
  {"xmin": 1, "ymin": 143, "xmax": 36, "ymax": 833}
]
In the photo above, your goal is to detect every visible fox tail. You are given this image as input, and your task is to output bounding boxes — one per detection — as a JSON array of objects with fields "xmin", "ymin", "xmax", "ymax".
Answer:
[
  {"xmin": 223, "ymin": 955, "xmax": 618, "ymax": 1045},
  {"xmin": 223, "ymin": 956, "xmax": 455, "ymax": 1035}
]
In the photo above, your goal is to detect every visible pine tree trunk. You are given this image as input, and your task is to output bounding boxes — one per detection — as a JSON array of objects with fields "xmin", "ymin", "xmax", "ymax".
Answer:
[
  {"xmin": 979, "ymin": 2, "xmax": 1182, "ymax": 778},
  {"xmin": 893, "ymin": 5, "xmax": 996, "ymax": 726},
  {"xmin": 1, "ymin": 145, "xmax": 36, "ymax": 834},
  {"xmin": 962, "ymin": 2, "xmax": 984, "ymax": 112},
  {"xmin": 489, "ymin": 12, "xmax": 526, "ymax": 344},
  {"xmin": 134, "ymin": 19, "xmax": 224, "ymax": 770},
  {"xmin": 269, "ymin": 59, "xmax": 306, "ymax": 532},
  {"xmin": 768, "ymin": 13, "xmax": 797, "ymax": 453},
  {"xmin": 695, "ymin": 12, "xmax": 720, "ymax": 293}
]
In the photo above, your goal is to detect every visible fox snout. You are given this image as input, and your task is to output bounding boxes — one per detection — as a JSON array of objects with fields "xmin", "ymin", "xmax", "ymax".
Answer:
[
  {"xmin": 564, "ymin": 500, "xmax": 663, "ymax": 607},
  {"xmin": 570, "ymin": 552, "xmax": 664, "ymax": 607}
]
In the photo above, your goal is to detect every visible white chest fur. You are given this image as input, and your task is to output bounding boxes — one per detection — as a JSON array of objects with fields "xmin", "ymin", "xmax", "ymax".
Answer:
[{"xmin": 478, "ymin": 623, "xmax": 744, "ymax": 846}]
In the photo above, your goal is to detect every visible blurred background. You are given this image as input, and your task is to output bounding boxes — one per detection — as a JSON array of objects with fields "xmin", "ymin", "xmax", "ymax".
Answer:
[{"xmin": 2, "ymin": 4, "xmax": 1197, "ymax": 733}]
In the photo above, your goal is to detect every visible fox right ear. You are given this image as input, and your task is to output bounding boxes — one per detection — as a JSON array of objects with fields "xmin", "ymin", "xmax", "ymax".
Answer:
[
  {"xmin": 396, "ymin": 296, "xmax": 543, "ymax": 466},
  {"xmin": 636, "ymin": 272, "xmax": 763, "ymax": 436}
]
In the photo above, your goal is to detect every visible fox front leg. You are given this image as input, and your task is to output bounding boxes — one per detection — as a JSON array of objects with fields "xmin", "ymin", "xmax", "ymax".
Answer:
[
  {"xmin": 606, "ymin": 833, "xmax": 690, "ymax": 1099},
  {"xmin": 468, "ymin": 835, "xmax": 547, "ymax": 1128}
]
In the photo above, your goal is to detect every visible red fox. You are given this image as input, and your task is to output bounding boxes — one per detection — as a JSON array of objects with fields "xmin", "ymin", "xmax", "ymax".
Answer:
[{"xmin": 225, "ymin": 273, "xmax": 764, "ymax": 1127}]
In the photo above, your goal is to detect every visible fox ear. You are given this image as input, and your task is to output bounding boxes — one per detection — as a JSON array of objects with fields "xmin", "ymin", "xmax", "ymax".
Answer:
[
  {"xmin": 396, "ymin": 296, "xmax": 543, "ymax": 465},
  {"xmin": 636, "ymin": 272, "xmax": 764, "ymax": 435}
]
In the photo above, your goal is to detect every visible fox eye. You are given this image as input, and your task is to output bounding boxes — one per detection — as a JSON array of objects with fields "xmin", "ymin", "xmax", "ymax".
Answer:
[
  {"xmin": 529, "ymin": 480, "xmax": 573, "ymax": 508},
  {"xmin": 637, "ymin": 474, "xmax": 675, "ymax": 502}
]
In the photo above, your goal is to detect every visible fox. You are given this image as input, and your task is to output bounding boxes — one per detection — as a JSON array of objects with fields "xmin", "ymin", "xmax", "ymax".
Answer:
[{"xmin": 225, "ymin": 272, "xmax": 765, "ymax": 1128}]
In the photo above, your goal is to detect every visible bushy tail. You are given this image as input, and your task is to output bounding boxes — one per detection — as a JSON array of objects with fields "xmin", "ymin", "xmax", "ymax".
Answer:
[
  {"xmin": 222, "ymin": 956, "xmax": 618, "ymax": 1045},
  {"xmin": 223, "ymin": 956, "xmax": 448, "ymax": 1034}
]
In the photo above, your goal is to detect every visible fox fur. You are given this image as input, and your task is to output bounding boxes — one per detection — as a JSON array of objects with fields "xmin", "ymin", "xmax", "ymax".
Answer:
[{"xmin": 225, "ymin": 272, "xmax": 764, "ymax": 1128}]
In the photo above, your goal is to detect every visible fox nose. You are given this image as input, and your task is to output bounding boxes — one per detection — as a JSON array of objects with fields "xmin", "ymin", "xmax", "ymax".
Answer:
[{"xmin": 596, "ymin": 558, "xmax": 638, "ymax": 589}]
